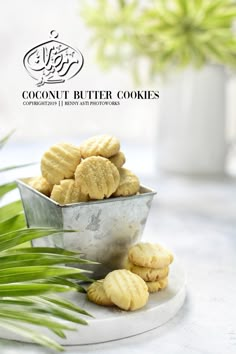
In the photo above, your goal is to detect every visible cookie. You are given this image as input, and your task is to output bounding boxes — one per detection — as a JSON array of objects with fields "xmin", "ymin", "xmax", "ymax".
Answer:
[
  {"xmin": 146, "ymin": 277, "xmax": 168, "ymax": 293},
  {"xmin": 113, "ymin": 168, "xmax": 140, "ymax": 197},
  {"xmin": 128, "ymin": 243, "xmax": 173, "ymax": 269},
  {"xmin": 41, "ymin": 143, "xmax": 81, "ymax": 185},
  {"xmin": 80, "ymin": 135, "xmax": 120, "ymax": 158},
  {"xmin": 109, "ymin": 151, "xmax": 126, "ymax": 168},
  {"xmin": 27, "ymin": 176, "xmax": 53, "ymax": 197},
  {"xmin": 103, "ymin": 269, "xmax": 149, "ymax": 311},
  {"xmin": 87, "ymin": 280, "xmax": 114, "ymax": 307},
  {"xmin": 74, "ymin": 156, "xmax": 120, "ymax": 200},
  {"xmin": 50, "ymin": 179, "xmax": 88, "ymax": 204},
  {"xmin": 125, "ymin": 258, "xmax": 169, "ymax": 281}
]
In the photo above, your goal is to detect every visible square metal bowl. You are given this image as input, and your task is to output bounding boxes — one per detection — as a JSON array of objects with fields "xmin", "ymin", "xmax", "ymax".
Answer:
[{"xmin": 17, "ymin": 178, "xmax": 156, "ymax": 278}]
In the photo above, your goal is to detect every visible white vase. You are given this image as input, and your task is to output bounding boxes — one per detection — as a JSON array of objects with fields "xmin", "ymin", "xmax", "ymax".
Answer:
[{"xmin": 157, "ymin": 65, "xmax": 226, "ymax": 176}]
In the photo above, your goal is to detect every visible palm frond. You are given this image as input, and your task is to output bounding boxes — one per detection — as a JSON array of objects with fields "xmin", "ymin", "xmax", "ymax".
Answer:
[
  {"xmin": 0, "ymin": 228, "xmax": 71, "ymax": 252},
  {"xmin": 0, "ymin": 200, "xmax": 23, "ymax": 222},
  {"xmin": 0, "ymin": 182, "xmax": 17, "ymax": 198},
  {"xmin": 0, "ymin": 320, "xmax": 64, "ymax": 351},
  {"xmin": 0, "ymin": 133, "xmax": 95, "ymax": 351},
  {"xmin": 0, "ymin": 130, "xmax": 15, "ymax": 150}
]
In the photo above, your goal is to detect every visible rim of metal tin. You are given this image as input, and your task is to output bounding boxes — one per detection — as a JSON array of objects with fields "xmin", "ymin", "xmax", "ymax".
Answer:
[{"xmin": 16, "ymin": 178, "xmax": 157, "ymax": 208}]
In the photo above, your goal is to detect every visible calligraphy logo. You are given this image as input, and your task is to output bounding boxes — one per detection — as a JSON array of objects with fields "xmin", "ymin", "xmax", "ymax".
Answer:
[{"xmin": 23, "ymin": 30, "xmax": 84, "ymax": 87}]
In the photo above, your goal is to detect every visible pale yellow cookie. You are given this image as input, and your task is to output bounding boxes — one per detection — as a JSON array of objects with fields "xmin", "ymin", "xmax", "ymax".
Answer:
[
  {"xmin": 80, "ymin": 135, "xmax": 120, "ymax": 158},
  {"xmin": 87, "ymin": 280, "xmax": 114, "ymax": 307},
  {"xmin": 146, "ymin": 277, "xmax": 168, "ymax": 293},
  {"xmin": 50, "ymin": 179, "xmax": 88, "ymax": 205},
  {"xmin": 41, "ymin": 143, "xmax": 81, "ymax": 185},
  {"xmin": 103, "ymin": 269, "xmax": 149, "ymax": 311},
  {"xmin": 124, "ymin": 258, "xmax": 169, "ymax": 282},
  {"xmin": 113, "ymin": 168, "xmax": 140, "ymax": 197},
  {"xmin": 128, "ymin": 243, "xmax": 174, "ymax": 269},
  {"xmin": 74, "ymin": 156, "xmax": 120, "ymax": 200},
  {"xmin": 27, "ymin": 176, "xmax": 53, "ymax": 197},
  {"xmin": 109, "ymin": 151, "xmax": 126, "ymax": 168}
]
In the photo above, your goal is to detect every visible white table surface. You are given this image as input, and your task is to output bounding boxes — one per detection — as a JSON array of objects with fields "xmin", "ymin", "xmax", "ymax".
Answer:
[{"xmin": 0, "ymin": 142, "xmax": 235, "ymax": 354}]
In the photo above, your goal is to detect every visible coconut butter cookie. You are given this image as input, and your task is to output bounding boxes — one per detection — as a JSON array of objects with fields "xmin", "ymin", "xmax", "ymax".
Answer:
[
  {"xmin": 87, "ymin": 280, "xmax": 114, "ymax": 307},
  {"xmin": 125, "ymin": 258, "xmax": 169, "ymax": 282},
  {"xmin": 74, "ymin": 156, "xmax": 120, "ymax": 200},
  {"xmin": 27, "ymin": 176, "xmax": 53, "ymax": 197},
  {"xmin": 50, "ymin": 179, "xmax": 88, "ymax": 204},
  {"xmin": 109, "ymin": 151, "xmax": 126, "ymax": 168},
  {"xmin": 128, "ymin": 243, "xmax": 173, "ymax": 269},
  {"xmin": 103, "ymin": 269, "xmax": 149, "ymax": 311},
  {"xmin": 113, "ymin": 168, "xmax": 140, "ymax": 197},
  {"xmin": 146, "ymin": 277, "xmax": 168, "ymax": 293},
  {"xmin": 41, "ymin": 142, "xmax": 81, "ymax": 185},
  {"xmin": 80, "ymin": 135, "xmax": 120, "ymax": 158}
]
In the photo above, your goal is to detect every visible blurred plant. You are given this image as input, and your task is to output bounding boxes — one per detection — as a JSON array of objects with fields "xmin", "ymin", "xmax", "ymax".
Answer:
[
  {"xmin": 81, "ymin": 0, "xmax": 236, "ymax": 78},
  {"xmin": 0, "ymin": 132, "xmax": 94, "ymax": 351}
]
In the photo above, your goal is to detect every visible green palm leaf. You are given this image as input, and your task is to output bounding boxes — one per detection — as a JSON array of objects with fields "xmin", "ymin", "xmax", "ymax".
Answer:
[
  {"xmin": 0, "ymin": 214, "xmax": 26, "ymax": 233},
  {"xmin": 0, "ymin": 200, "xmax": 23, "ymax": 222},
  {"xmin": 0, "ymin": 130, "xmax": 15, "ymax": 150},
  {"xmin": 0, "ymin": 320, "xmax": 64, "ymax": 351},
  {"xmin": 0, "ymin": 283, "xmax": 73, "ymax": 297},
  {"xmin": 0, "ymin": 228, "xmax": 69, "ymax": 251},
  {"xmin": 0, "ymin": 252, "xmax": 93, "ymax": 269},
  {"xmin": 0, "ymin": 133, "xmax": 95, "ymax": 351},
  {"xmin": 0, "ymin": 265, "xmax": 86, "ymax": 284},
  {"xmin": 0, "ymin": 182, "xmax": 17, "ymax": 198}
]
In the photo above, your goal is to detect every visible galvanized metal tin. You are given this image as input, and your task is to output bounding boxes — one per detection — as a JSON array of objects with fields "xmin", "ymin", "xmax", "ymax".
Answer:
[{"xmin": 17, "ymin": 179, "xmax": 156, "ymax": 278}]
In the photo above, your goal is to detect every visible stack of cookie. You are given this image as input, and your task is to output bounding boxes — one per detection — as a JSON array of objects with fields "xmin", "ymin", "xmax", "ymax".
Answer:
[
  {"xmin": 27, "ymin": 135, "xmax": 140, "ymax": 205},
  {"xmin": 125, "ymin": 242, "xmax": 174, "ymax": 293}
]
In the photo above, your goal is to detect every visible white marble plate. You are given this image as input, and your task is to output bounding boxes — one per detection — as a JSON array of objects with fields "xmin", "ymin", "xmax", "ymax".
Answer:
[
  {"xmin": 0, "ymin": 261, "xmax": 186, "ymax": 346},
  {"xmin": 0, "ymin": 261, "xmax": 186, "ymax": 345}
]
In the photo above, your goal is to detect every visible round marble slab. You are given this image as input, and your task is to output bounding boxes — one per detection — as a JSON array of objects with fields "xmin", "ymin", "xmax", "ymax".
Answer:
[{"xmin": 0, "ymin": 261, "xmax": 186, "ymax": 346}]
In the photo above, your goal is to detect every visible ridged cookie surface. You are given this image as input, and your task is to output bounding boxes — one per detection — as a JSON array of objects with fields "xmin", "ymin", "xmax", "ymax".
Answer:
[
  {"xmin": 113, "ymin": 168, "xmax": 140, "ymax": 197},
  {"xmin": 80, "ymin": 135, "xmax": 120, "ymax": 158},
  {"xmin": 109, "ymin": 151, "xmax": 126, "ymax": 168},
  {"xmin": 103, "ymin": 269, "xmax": 149, "ymax": 311},
  {"xmin": 146, "ymin": 277, "xmax": 168, "ymax": 293},
  {"xmin": 41, "ymin": 143, "xmax": 81, "ymax": 185},
  {"xmin": 50, "ymin": 179, "xmax": 88, "ymax": 204},
  {"xmin": 87, "ymin": 280, "xmax": 114, "ymax": 307},
  {"xmin": 125, "ymin": 258, "xmax": 169, "ymax": 281},
  {"xmin": 128, "ymin": 243, "xmax": 173, "ymax": 269},
  {"xmin": 74, "ymin": 156, "xmax": 120, "ymax": 200},
  {"xmin": 27, "ymin": 176, "xmax": 53, "ymax": 196}
]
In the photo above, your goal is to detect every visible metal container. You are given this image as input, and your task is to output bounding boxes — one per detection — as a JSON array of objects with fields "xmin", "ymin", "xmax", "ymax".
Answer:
[{"xmin": 17, "ymin": 179, "xmax": 156, "ymax": 278}]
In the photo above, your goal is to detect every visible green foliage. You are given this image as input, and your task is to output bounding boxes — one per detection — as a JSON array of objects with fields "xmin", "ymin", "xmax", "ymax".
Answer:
[
  {"xmin": 81, "ymin": 0, "xmax": 236, "ymax": 77},
  {"xmin": 0, "ymin": 133, "xmax": 94, "ymax": 351}
]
